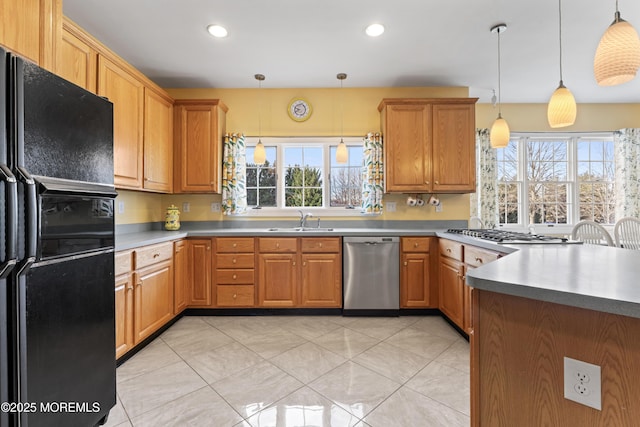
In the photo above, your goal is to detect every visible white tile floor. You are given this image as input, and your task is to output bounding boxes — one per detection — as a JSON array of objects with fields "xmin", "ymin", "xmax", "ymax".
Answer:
[{"xmin": 105, "ymin": 315, "xmax": 470, "ymax": 427}]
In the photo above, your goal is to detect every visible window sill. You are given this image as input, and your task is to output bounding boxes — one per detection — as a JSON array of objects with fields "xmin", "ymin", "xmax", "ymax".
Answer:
[{"xmin": 239, "ymin": 207, "xmax": 371, "ymax": 218}]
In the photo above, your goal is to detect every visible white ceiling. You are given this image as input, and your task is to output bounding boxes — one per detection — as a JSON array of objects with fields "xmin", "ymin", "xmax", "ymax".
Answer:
[{"xmin": 63, "ymin": 0, "xmax": 640, "ymax": 103}]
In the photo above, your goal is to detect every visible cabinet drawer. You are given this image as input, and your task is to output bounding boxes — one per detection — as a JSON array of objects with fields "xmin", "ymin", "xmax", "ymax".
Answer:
[
  {"xmin": 216, "ymin": 237, "xmax": 255, "ymax": 253},
  {"xmin": 465, "ymin": 245, "xmax": 501, "ymax": 267},
  {"xmin": 216, "ymin": 253, "xmax": 255, "ymax": 269},
  {"xmin": 402, "ymin": 237, "xmax": 432, "ymax": 253},
  {"xmin": 258, "ymin": 238, "xmax": 297, "ymax": 253},
  {"xmin": 301, "ymin": 237, "xmax": 340, "ymax": 253},
  {"xmin": 439, "ymin": 239, "xmax": 463, "ymax": 261},
  {"xmin": 216, "ymin": 285, "xmax": 255, "ymax": 306},
  {"xmin": 115, "ymin": 251, "xmax": 133, "ymax": 276},
  {"xmin": 215, "ymin": 269, "xmax": 255, "ymax": 284},
  {"xmin": 134, "ymin": 242, "xmax": 173, "ymax": 269}
]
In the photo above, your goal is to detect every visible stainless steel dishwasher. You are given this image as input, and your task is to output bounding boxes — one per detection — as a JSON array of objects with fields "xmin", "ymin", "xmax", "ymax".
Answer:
[{"xmin": 343, "ymin": 236, "xmax": 400, "ymax": 315}]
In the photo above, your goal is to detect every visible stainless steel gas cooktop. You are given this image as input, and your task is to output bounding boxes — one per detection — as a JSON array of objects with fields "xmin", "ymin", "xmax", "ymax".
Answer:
[{"xmin": 446, "ymin": 229, "xmax": 580, "ymax": 244}]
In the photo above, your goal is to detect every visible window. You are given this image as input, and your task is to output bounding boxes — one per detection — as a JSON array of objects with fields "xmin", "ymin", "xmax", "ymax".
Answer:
[
  {"xmin": 496, "ymin": 133, "xmax": 615, "ymax": 227},
  {"xmin": 245, "ymin": 137, "xmax": 364, "ymax": 214}
]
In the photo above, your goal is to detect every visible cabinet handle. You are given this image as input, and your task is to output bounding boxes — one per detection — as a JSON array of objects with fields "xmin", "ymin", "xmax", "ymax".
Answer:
[
  {"xmin": 414, "ymin": 242, "xmax": 419, "ymax": 248},
  {"xmin": 175, "ymin": 248, "xmax": 181, "ymax": 254},
  {"xmin": 153, "ymin": 253, "xmax": 160, "ymax": 258},
  {"xmin": 435, "ymin": 180, "xmax": 439, "ymax": 185},
  {"xmin": 276, "ymin": 243, "xmax": 280, "ymax": 248},
  {"xmin": 207, "ymin": 246, "xmax": 211, "ymax": 250},
  {"xmin": 232, "ymin": 258, "xmax": 237, "ymax": 264},
  {"xmin": 126, "ymin": 285, "xmax": 133, "ymax": 291},
  {"xmin": 319, "ymin": 243, "xmax": 323, "ymax": 248},
  {"xmin": 456, "ymin": 272, "xmax": 462, "ymax": 278},
  {"xmin": 233, "ymin": 243, "xmax": 237, "ymax": 248},
  {"xmin": 446, "ymin": 248, "xmax": 452, "ymax": 253},
  {"xmin": 136, "ymin": 281, "xmax": 143, "ymax": 287},
  {"xmin": 403, "ymin": 261, "xmax": 408, "ymax": 266},
  {"xmin": 292, "ymin": 261, "xmax": 296, "ymax": 266},
  {"xmin": 232, "ymin": 274, "xmax": 237, "ymax": 280},
  {"xmin": 425, "ymin": 180, "xmax": 430, "ymax": 184},
  {"xmin": 303, "ymin": 261, "xmax": 306, "ymax": 266},
  {"xmin": 210, "ymin": 181, "xmax": 215, "ymax": 185},
  {"xmin": 233, "ymin": 293, "xmax": 237, "ymax": 299},
  {"xmin": 475, "ymin": 257, "xmax": 483, "ymax": 263}
]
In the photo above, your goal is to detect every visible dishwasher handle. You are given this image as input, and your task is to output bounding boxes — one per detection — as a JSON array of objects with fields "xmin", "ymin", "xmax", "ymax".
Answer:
[{"xmin": 343, "ymin": 236, "xmax": 400, "ymax": 245}]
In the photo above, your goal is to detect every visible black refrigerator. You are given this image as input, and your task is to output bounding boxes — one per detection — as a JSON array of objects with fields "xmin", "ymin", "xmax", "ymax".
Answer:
[{"xmin": 0, "ymin": 47, "xmax": 116, "ymax": 426}]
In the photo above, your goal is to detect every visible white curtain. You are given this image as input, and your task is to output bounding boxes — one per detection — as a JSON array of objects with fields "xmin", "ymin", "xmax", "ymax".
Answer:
[
  {"xmin": 221, "ymin": 133, "xmax": 247, "ymax": 215},
  {"xmin": 614, "ymin": 129, "xmax": 640, "ymax": 219},
  {"xmin": 471, "ymin": 129, "xmax": 498, "ymax": 228},
  {"xmin": 361, "ymin": 132, "xmax": 384, "ymax": 215}
]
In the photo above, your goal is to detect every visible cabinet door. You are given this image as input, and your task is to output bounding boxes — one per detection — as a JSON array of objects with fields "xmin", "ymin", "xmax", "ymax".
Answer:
[
  {"xmin": 173, "ymin": 240, "xmax": 187, "ymax": 314},
  {"xmin": 134, "ymin": 260, "xmax": 174, "ymax": 344},
  {"xmin": 114, "ymin": 273, "xmax": 134, "ymax": 359},
  {"xmin": 439, "ymin": 256, "xmax": 464, "ymax": 328},
  {"xmin": 174, "ymin": 101, "xmax": 226, "ymax": 193},
  {"xmin": 98, "ymin": 55, "xmax": 144, "ymax": 189},
  {"xmin": 401, "ymin": 252, "xmax": 433, "ymax": 308},
  {"xmin": 143, "ymin": 88, "xmax": 173, "ymax": 192},
  {"xmin": 432, "ymin": 103, "xmax": 476, "ymax": 192},
  {"xmin": 463, "ymin": 266, "xmax": 474, "ymax": 334},
  {"xmin": 300, "ymin": 253, "xmax": 341, "ymax": 307},
  {"xmin": 258, "ymin": 253, "xmax": 297, "ymax": 307},
  {"xmin": 382, "ymin": 103, "xmax": 431, "ymax": 192},
  {"xmin": 188, "ymin": 239, "xmax": 212, "ymax": 307},
  {"xmin": 0, "ymin": 0, "xmax": 60, "ymax": 69},
  {"xmin": 58, "ymin": 19, "xmax": 97, "ymax": 92}
]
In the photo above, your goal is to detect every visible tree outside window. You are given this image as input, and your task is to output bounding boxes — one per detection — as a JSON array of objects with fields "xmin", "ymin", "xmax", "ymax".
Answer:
[
  {"xmin": 329, "ymin": 145, "xmax": 363, "ymax": 208},
  {"xmin": 283, "ymin": 147, "xmax": 323, "ymax": 207},
  {"xmin": 246, "ymin": 146, "xmax": 277, "ymax": 207}
]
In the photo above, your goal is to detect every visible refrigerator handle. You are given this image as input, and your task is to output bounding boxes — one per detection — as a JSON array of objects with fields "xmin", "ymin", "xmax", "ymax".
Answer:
[
  {"xmin": 16, "ymin": 166, "xmax": 36, "ymax": 273},
  {"xmin": 0, "ymin": 163, "xmax": 17, "ymax": 278}
]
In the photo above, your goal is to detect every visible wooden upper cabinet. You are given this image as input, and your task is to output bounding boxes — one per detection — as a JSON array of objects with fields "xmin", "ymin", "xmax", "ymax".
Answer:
[
  {"xmin": 174, "ymin": 100, "xmax": 228, "ymax": 193},
  {"xmin": 379, "ymin": 98, "xmax": 477, "ymax": 194},
  {"xmin": 58, "ymin": 17, "xmax": 97, "ymax": 93},
  {"xmin": 143, "ymin": 88, "xmax": 173, "ymax": 192},
  {"xmin": 432, "ymin": 103, "xmax": 476, "ymax": 192},
  {"xmin": 98, "ymin": 55, "xmax": 144, "ymax": 189},
  {"xmin": 381, "ymin": 103, "xmax": 431, "ymax": 192},
  {"xmin": 0, "ymin": 0, "xmax": 61, "ymax": 71}
]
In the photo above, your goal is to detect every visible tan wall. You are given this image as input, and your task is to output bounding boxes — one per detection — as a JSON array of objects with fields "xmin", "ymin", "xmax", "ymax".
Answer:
[{"xmin": 116, "ymin": 85, "xmax": 640, "ymax": 225}]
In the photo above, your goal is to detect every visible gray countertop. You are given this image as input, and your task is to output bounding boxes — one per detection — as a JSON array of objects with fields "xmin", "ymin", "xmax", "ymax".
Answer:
[{"xmin": 466, "ymin": 244, "xmax": 640, "ymax": 319}]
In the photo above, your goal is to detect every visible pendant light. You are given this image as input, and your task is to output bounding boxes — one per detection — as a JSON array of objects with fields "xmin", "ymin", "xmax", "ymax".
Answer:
[
  {"xmin": 547, "ymin": 0, "xmax": 577, "ymax": 128},
  {"xmin": 594, "ymin": 0, "xmax": 640, "ymax": 86},
  {"xmin": 490, "ymin": 24, "xmax": 510, "ymax": 149},
  {"xmin": 336, "ymin": 73, "xmax": 348, "ymax": 163},
  {"xmin": 253, "ymin": 74, "xmax": 266, "ymax": 165}
]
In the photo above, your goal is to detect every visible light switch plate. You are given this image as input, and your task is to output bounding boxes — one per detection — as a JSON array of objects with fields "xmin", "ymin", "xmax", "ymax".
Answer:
[
  {"xmin": 118, "ymin": 201, "xmax": 125, "ymax": 214},
  {"xmin": 211, "ymin": 202, "xmax": 221, "ymax": 212},
  {"xmin": 182, "ymin": 202, "xmax": 190, "ymax": 213},
  {"xmin": 386, "ymin": 201, "xmax": 396, "ymax": 212}
]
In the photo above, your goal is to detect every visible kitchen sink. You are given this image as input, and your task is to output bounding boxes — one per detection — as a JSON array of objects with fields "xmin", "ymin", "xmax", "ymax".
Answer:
[{"xmin": 267, "ymin": 227, "xmax": 335, "ymax": 232}]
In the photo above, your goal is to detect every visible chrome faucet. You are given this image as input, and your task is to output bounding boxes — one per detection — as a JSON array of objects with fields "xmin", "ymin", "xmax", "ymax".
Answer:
[{"xmin": 298, "ymin": 210, "xmax": 313, "ymax": 228}]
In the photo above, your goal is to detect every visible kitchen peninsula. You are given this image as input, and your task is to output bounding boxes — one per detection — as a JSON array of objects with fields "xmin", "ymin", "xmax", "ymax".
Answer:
[{"xmin": 466, "ymin": 244, "xmax": 640, "ymax": 426}]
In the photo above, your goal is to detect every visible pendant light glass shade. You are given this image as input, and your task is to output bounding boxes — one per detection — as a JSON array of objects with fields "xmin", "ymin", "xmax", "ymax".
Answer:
[
  {"xmin": 254, "ymin": 140, "xmax": 266, "ymax": 164},
  {"xmin": 594, "ymin": 11, "xmax": 640, "ymax": 86},
  {"xmin": 547, "ymin": 82, "xmax": 577, "ymax": 128},
  {"xmin": 490, "ymin": 114, "xmax": 510, "ymax": 148},
  {"xmin": 336, "ymin": 139, "xmax": 348, "ymax": 163}
]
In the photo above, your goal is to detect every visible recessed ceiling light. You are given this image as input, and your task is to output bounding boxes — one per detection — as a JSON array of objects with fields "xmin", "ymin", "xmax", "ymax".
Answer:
[
  {"xmin": 365, "ymin": 23, "xmax": 385, "ymax": 37},
  {"xmin": 207, "ymin": 24, "xmax": 228, "ymax": 38}
]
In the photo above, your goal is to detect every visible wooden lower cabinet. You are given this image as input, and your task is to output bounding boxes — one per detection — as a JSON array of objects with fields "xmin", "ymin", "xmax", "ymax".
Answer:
[
  {"xmin": 439, "ymin": 256, "xmax": 465, "ymax": 327},
  {"xmin": 258, "ymin": 252, "xmax": 298, "ymax": 307},
  {"xmin": 134, "ymin": 259, "xmax": 174, "ymax": 344},
  {"xmin": 187, "ymin": 239, "xmax": 212, "ymax": 307},
  {"xmin": 257, "ymin": 237, "xmax": 342, "ymax": 308},
  {"xmin": 300, "ymin": 253, "xmax": 341, "ymax": 307},
  {"xmin": 173, "ymin": 240, "xmax": 187, "ymax": 314},
  {"xmin": 114, "ymin": 251, "xmax": 134, "ymax": 359},
  {"xmin": 214, "ymin": 237, "xmax": 256, "ymax": 307},
  {"xmin": 400, "ymin": 237, "xmax": 436, "ymax": 308}
]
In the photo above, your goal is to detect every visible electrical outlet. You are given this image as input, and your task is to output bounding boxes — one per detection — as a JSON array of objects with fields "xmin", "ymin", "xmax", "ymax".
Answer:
[
  {"xmin": 117, "ymin": 201, "xmax": 125, "ymax": 214},
  {"xmin": 386, "ymin": 201, "xmax": 396, "ymax": 212},
  {"xmin": 211, "ymin": 202, "xmax": 221, "ymax": 212},
  {"xmin": 182, "ymin": 202, "xmax": 190, "ymax": 213},
  {"xmin": 564, "ymin": 357, "xmax": 601, "ymax": 410}
]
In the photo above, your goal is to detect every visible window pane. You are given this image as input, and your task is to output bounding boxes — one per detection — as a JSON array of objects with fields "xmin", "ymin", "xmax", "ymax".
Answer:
[
  {"xmin": 330, "ymin": 145, "xmax": 363, "ymax": 207},
  {"xmin": 577, "ymin": 139, "xmax": 615, "ymax": 224},
  {"xmin": 284, "ymin": 145, "xmax": 324, "ymax": 207},
  {"xmin": 247, "ymin": 146, "xmax": 277, "ymax": 207}
]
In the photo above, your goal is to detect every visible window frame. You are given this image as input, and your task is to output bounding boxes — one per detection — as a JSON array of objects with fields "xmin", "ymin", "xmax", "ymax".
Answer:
[
  {"xmin": 243, "ymin": 136, "xmax": 365, "ymax": 217},
  {"xmin": 496, "ymin": 132, "xmax": 615, "ymax": 234}
]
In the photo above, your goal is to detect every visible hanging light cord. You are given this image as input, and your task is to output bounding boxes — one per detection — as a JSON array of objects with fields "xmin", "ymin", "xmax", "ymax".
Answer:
[
  {"xmin": 497, "ymin": 28, "xmax": 502, "ymax": 116},
  {"xmin": 340, "ymin": 77, "xmax": 344, "ymax": 141},
  {"xmin": 558, "ymin": 0, "xmax": 564, "ymax": 83},
  {"xmin": 258, "ymin": 78, "xmax": 262, "ymax": 140}
]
